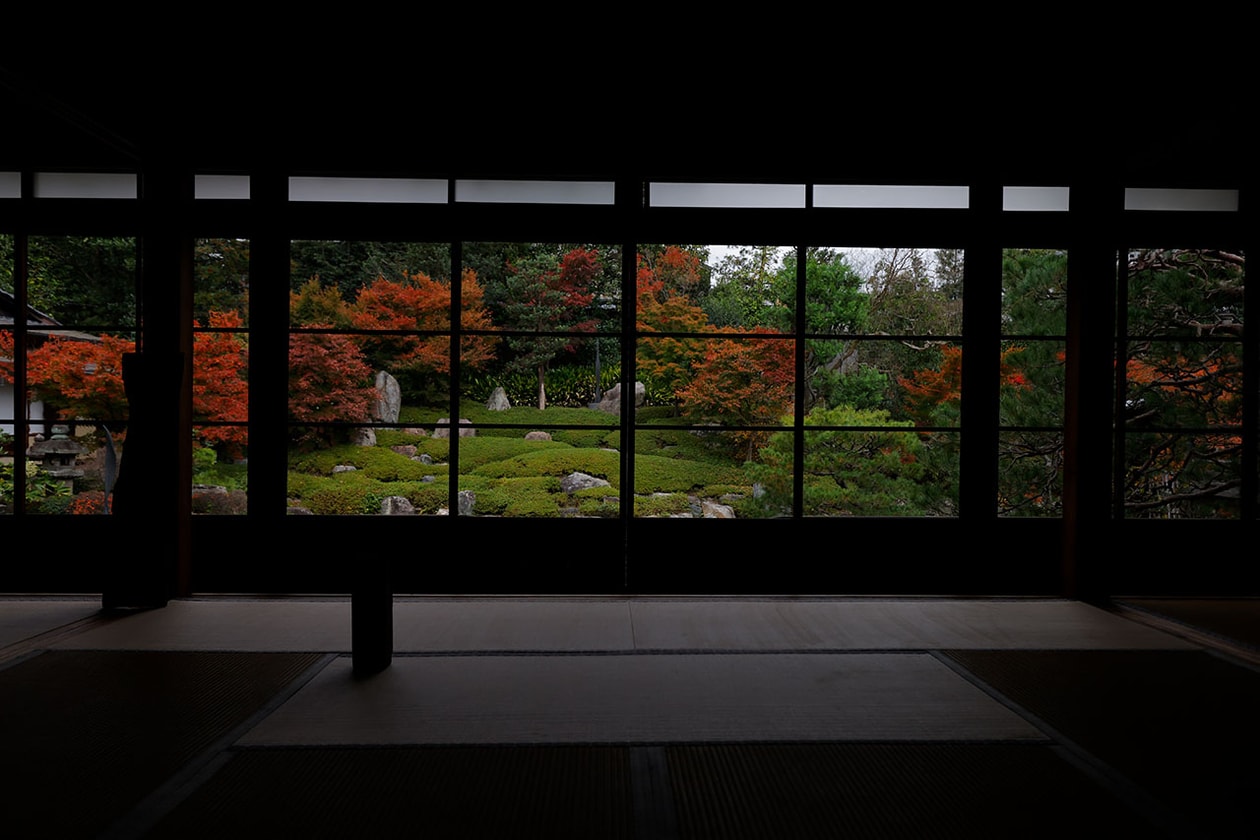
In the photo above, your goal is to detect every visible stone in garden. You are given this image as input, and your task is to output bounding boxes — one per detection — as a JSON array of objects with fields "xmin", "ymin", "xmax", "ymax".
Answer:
[
  {"xmin": 372, "ymin": 371, "xmax": 401, "ymax": 424},
  {"xmin": 486, "ymin": 387, "xmax": 511, "ymax": 411},
  {"xmin": 381, "ymin": 495, "xmax": 414, "ymax": 515},
  {"xmin": 560, "ymin": 472, "xmax": 610, "ymax": 493},
  {"xmin": 596, "ymin": 382, "xmax": 645, "ymax": 415},
  {"xmin": 433, "ymin": 418, "xmax": 475, "ymax": 438}
]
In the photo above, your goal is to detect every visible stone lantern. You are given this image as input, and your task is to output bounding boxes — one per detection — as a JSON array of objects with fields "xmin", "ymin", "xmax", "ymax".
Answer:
[{"xmin": 27, "ymin": 424, "xmax": 86, "ymax": 492}]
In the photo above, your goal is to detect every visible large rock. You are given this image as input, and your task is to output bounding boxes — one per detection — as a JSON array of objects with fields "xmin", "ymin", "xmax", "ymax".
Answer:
[
  {"xmin": 560, "ymin": 472, "xmax": 610, "ymax": 493},
  {"xmin": 596, "ymin": 382, "xmax": 645, "ymax": 415},
  {"xmin": 486, "ymin": 386, "xmax": 511, "ymax": 411},
  {"xmin": 380, "ymin": 495, "xmax": 415, "ymax": 515},
  {"xmin": 433, "ymin": 418, "xmax": 475, "ymax": 438},
  {"xmin": 372, "ymin": 370, "xmax": 401, "ymax": 424}
]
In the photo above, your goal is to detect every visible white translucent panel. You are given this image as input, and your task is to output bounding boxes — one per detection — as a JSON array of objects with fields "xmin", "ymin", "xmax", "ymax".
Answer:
[
  {"xmin": 648, "ymin": 182, "xmax": 804, "ymax": 208},
  {"xmin": 1124, "ymin": 188, "xmax": 1239, "ymax": 212},
  {"xmin": 0, "ymin": 172, "xmax": 20, "ymax": 198},
  {"xmin": 814, "ymin": 184, "xmax": 969, "ymax": 209},
  {"xmin": 195, "ymin": 174, "xmax": 250, "ymax": 200},
  {"xmin": 1003, "ymin": 186, "xmax": 1070, "ymax": 212},
  {"xmin": 455, "ymin": 179, "xmax": 615, "ymax": 205},
  {"xmin": 34, "ymin": 172, "xmax": 137, "ymax": 199},
  {"xmin": 289, "ymin": 176, "xmax": 447, "ymax": 203},
  {"xmin": 0, "ymin": 386, "xmax": 15, "ymax": 434}
]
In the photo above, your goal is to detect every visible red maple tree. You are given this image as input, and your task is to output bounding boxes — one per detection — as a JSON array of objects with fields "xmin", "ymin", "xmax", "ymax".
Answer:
[
  {"xmin": 349, "ymin": 270, "xmax": 496, "ymax": 375},
  {"xmin": 192, "ymin": 310, "xmax": 249, "ymax": 459},
  {"xmin": 636, "ymin": 248, "xmax": 711, "ymax": 397},
  {"xmin": 677, "ymin": 328, "xmax": 796, "ymax": 460},
  {"xmin": 287, "ymin": 327, "xmax": 377, "ymax": 449},
  {"xmin": 25, "ymin": 332, "xmax": 134, "ymax": 423}
]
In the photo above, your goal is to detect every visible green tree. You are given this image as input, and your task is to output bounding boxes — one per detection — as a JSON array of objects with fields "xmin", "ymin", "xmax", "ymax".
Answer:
[
  {"xmin": 769, "ymin": 248, "xmax": 870, "ymax": 412},
  {"xmin": 492, "ymin": 248, "xmax": 599, "ymax": 410},
  {"xmin": 1121, "ymin": 248, "xmax": 1245, "ymax": 518},
  {"xmin": 863, "ymin": 247, "xmax": 960, "ymax": 418},
  {"xmin": 702, "ymin": 245, "xmax": 784, "ymax": 328},
  {"xmin": 25, "ymin": 236, "xmax": 137, "ymax": 330},
  {"xmin": 745, "ymin": 405, "xmax": 931, "ymax": 516},
  {"xmin": 194, "ymin": 238, "xmax": 250, "ymax": 323},
  {"xmin": 998, "ymin": 249, "xmax": 1068, "ymax": 515}
]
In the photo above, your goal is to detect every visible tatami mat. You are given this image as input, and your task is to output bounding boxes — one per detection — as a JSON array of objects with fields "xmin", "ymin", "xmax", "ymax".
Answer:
[
  {"xmin": 238, "ymin": 652, "xmax": 1046, "ymax": 746},
  {"xmin": 944, "ymin": 648, "xmax": 1260, "ymax": 840},
  {"xmin": 140, "ymin": 743, "xmax": 1157, "ymax": 840},
  {"xmin": 3, "ymin": 595, "xmax": 1250, "ymax": 839},
  {"xmin": 0, "ymin": 596, "xmax": 102, "ymax": 648},
  {"xmin": 42, "ymin": 596, "xmax": 1197, "ymax": 653},
  {"xmin": 0, "ymin": 649, "xmax": 325, "ymax": 840}
]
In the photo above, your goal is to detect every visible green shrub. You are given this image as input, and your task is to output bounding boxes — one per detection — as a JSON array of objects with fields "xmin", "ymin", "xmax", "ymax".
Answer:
[
  {"xmin": 633, "ymin": 492, "xmax": 692, "ymax": 517},
  {"xmin": 28, "ymin": 492, "xmax": 75, "ymax": 515},
  {"xmin": 462, "ymin": 364, "xmax": 622, "ymax": 408},
  {"xmin": 632, "ymin": 452, "xmax": 744, "ymax": 494},
  {"xmin": 472, "ymin": 476, "xmax": 559, "ymax": 516},
  {"xmin": 470, "ymin": 445, "xmax": 619, "ymax": 486},
  {"xmin": 306, "ymin": 483, "xmax": 383, "ymax": 515},
  {"xmin": 570, "ymin": 486, "xmax": 621, "ymax": 517}
]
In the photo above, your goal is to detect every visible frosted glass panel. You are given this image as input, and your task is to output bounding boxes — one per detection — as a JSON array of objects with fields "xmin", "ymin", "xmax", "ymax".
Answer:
[
  {"xmin": 195, "ymin": 174, "xmax": 250, "ymax": 200},
  {"xmin": 455, "ymin": 179, "xmax": 615, "ymax": 205},
  {"xmin": 649, "ymin": 182, "xmax": 804, "ymax": 208},
  {"xmin": 815, "ymin": 184, "xmax": 969, "ymax": 209},
  {"xmin": 34, "ymin": 172, "xmax": 137, "ymax": 199},
  {"xmin": 289, "ymin": 177, "xmax": 447, "ymax": 203},
  {"xmin": 1003, "ymin": 186, "xmax": 1070, "ymax": 212},
  {"xmin": 1124, "ymin": 188, "xmax": 1239, "ymax": 212},
  {"xmin": 0, "ymin": 172, "xmax": 19, "ymax": 198}
]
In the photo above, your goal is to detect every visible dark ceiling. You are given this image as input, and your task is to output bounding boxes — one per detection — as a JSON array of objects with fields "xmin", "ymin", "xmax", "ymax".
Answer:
[{"xmin": 2, "ymin": 58, "xmax": 1247, "ymax": 188}]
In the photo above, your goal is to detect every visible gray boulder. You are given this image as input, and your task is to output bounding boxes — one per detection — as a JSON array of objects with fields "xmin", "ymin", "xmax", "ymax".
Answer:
[
  {"xmin": 372, "ymin": 371, "xmax": 402, "ymax": 424},
  {"xmin": 596, "ymin": 382, "xmax": 645, "ymax": 415},
  {"xmin": 486, "ymin": 386, "xmax": 511, "ymax": 411}
]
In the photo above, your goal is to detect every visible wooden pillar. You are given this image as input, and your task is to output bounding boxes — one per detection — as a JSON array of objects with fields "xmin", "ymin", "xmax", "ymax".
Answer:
[{"xmin": 102, "ymin": 164, "xmax": 193, "ymax": 608}]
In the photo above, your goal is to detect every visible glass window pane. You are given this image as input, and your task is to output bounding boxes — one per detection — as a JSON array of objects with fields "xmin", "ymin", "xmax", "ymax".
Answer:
[
  {"xmin": 193, "ymin": 238, "xmax": 249, "ymax": 514},
  {"xmin": 781, "ymin": 424, "xmax": 956, "ymax": 517},
  {"xmin": 814, "ymin": 185, "xmax": 969, "ymax": 209},
  {"xmin": 1002, "ymin": 249, "xmax": 1067, "ymax": 336},
  {"xmin": 1126, "ymin": 249, "xmax": 1244, "ymax": 338},
  {"xmin": 999, "ymin": 339, "xmax": 1065, "ymax": 428},
  {"xmin": 856, "ymin": 247, "xmax": 964, "ymax": 336},
  {"xmin": 26, "ymin": 236, "xmax": 138, "ymax": 332},
  {"xmin": 287, "ymin": 426, "xmax": 448, "ymax": 515},
  {"xmin": 1120, "ymin": 248, "xmax": 1246, "ymax": 521},
  {"xmin": 998, "ymin": 431, "xmax": 1064, "ymax": 517},
  {"xmin": 34, "ymin": 172, "xmax": 137, "ymax": 199},
  {"xmin": 1003, "ymin": 186, "xmax": 1070, "ymax": 212},
  {"xmin": 456, "ymin": 180, "xmax": 614, "ymax": 205},
  {"xmin": 648, "ymin": 182, "xmax": 804, "ymax": 209},
  {"xmin": 1125, "ymin": 340, "xmax": 1244, "ymax": 428},
  {"xmin": 195, "ymin": 175, "xmax": 250, "ymax": 200},
  {"xmin": 472, "ymin": 242, "xmax": 621, "ymax": 335},
  {"xmin": 290, "ymin": 177, "xmax": 446, "ymax": 204},
  {"xmin": 637, "ymin": 334, "xmax": 794, "ymax": 432},
  {"xmin": 1124, "ymin": 188, "xmax": 1239, "ymax": 212},
  {"xmin": 460, "ymin": 425, "xmax": 621, "ymax": 518},
  {"xmin": 631, "ymin": 426, "xmax": 762, "ymax": 518},
  {"xmin": 1122, "ymin": 432, "xmax": 1242, "ymax": 519}
]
